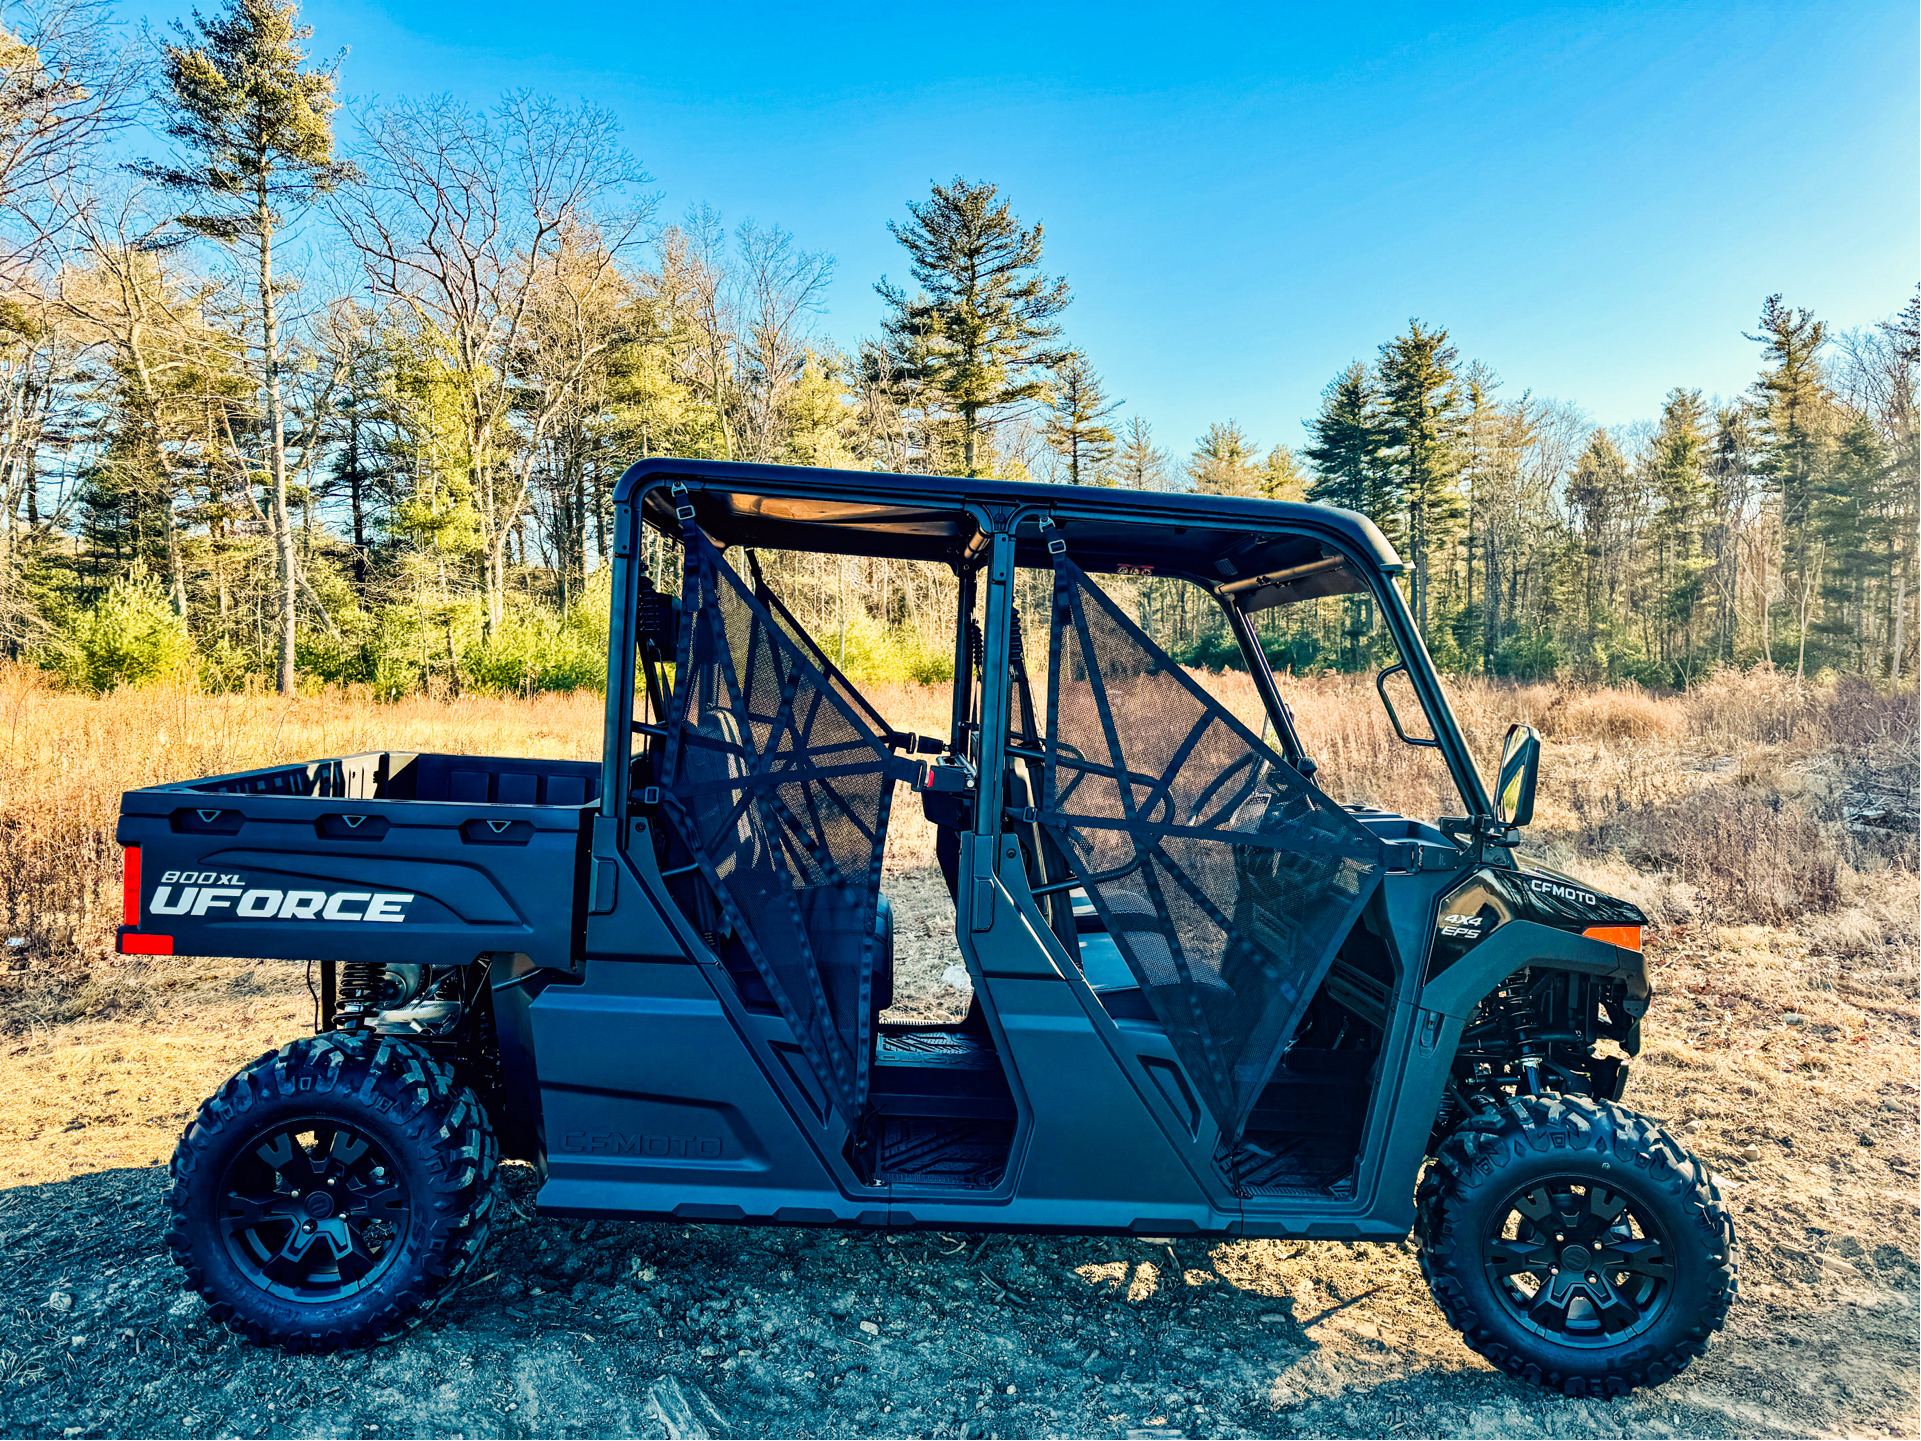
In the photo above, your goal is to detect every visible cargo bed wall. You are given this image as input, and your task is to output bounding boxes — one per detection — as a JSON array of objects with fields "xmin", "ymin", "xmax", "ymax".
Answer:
[
  {"xmin": 115, "ymin": 753, "xmax": 601, "ymax": 968},
  {"xmin": 179, "ymin": 751, "xmax": 601, "ymax": 808}
]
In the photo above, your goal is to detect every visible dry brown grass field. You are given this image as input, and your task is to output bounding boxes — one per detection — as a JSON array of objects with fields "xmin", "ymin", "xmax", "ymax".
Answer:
[{"xmin": 0, "ymin": 664, "xmax": 1914, "ymax": 1438}]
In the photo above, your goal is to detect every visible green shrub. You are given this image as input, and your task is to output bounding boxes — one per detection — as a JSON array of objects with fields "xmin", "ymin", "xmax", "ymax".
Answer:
[
  {"xmin": 463, "ymin": 580, "xmax": 611, "ymax": 695},
  {"xmin": 821, "ymin": 612, "xmax": 953, "ymax": 685},
  {"xmin": 1490, "ymin": 631, "xmax": 1562, "ymax": 681},
  {"xmin": 197, "ymin": 635, "xmax": 256, "ymax": 693},
  {"xmin": 1172, "ymin": 628, "xmax": 1245, "ymax": 673},
  {"xmin": 47, "ymin": 569, "xmax": 194, "ymax": 691}
]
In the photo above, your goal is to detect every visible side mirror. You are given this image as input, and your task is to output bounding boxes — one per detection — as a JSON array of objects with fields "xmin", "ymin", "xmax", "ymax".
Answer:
[{"xmin": 1495, "ymin": 723, "xmax": 1541, "ymax": 828}]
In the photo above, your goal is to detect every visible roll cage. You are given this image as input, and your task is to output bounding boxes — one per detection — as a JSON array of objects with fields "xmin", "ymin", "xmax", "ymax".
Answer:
[{"xmin": 599, "ymin": 456, "xmax": 1497, "ymax": 842}]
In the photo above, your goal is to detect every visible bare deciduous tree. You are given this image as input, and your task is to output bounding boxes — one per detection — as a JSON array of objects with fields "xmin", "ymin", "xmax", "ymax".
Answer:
[
  {"xmin": 734, "ymin": 219, "xmax": 832, "ymax": 462},
  {"xmin": 0, "ymin": 0, "xmax": 139, "ymax": 255},
  {"xmin": 336, "ymin": 90, "xmax": 650, "ymax": 632}
]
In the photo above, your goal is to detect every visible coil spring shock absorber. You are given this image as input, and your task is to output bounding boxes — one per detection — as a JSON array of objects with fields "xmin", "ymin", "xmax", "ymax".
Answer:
[
  {"xmin": 1458, "ymin": 970, "xmax": 1545, "ymax": 1096},
  {"xmin": 334, "ymin": 962, "xmax": 389, "ymax": 1028},
  {"xmin": 1485, "ymin": 971, "xmax": 1549, "ymax": 1093}
]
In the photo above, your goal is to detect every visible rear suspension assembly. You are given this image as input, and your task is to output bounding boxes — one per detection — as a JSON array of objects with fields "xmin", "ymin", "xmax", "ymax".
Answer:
[{"xmin": 333, "ymin": 961, "xmax": 389, "ymax": 1028}]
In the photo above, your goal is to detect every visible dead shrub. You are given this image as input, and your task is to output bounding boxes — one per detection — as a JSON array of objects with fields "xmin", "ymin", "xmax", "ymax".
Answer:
[
  {"xmin": 1682, "ymin": 669, "xmax": 1815, "ymax": 746},
  {"xmin": 1815, "ymin": 673, "xmax": 1920, "ymax": 752},
  {"xmin": 1538, "ymin": 687, "xmax": 1683, "ymax": 743},
  {"xmin": 1680, "ymin": 668, "xmax": 1919, "ymax": 756},
  {"xmin": 1584, "ymin": 788, "xmax": 1847, "ymax": 926},
  {"xmin": 1803, "ymin": 909, "xmax": 1891, "ymax": 960}
]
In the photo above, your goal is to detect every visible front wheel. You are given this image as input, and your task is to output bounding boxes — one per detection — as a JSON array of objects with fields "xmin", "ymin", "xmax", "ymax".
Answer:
[
  {"xmin": 168, "ymin": 1032, "xmax": 498, "ymax": 1351},
  {"xmin": 1416, "ymin": 1093, "xmax": 1736, "ymax": 1396}
]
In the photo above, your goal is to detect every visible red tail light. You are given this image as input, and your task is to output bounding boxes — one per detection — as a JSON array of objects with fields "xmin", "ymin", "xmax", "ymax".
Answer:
[
  {"xmin": 118, "ymin": 847, "xmax": 170, "ymax": 952},
  {"xmin": 123, "ymin": 846, "xmax": 140, "ymax": 926}
]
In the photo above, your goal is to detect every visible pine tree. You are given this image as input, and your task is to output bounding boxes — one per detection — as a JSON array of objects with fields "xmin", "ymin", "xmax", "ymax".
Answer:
[
  {"xmin": 324, "ymin": 319, "xmax": 387, "ymax": 593},
  {"xmin": 1882, "ymin": 292, "xmax": 1918, "ymax": 679},
  {"xmin": 876, "ymin": 178, "xmax": 1071, "ymax": 477},
  {"xmin": 1113, "ymin": 416, "xmax": 1170, "ymax": 490},
  {"xmin": 1747, "ymin": 294, "xmax": 1835, "ymax": 679},
  {"xmin": 1303, "ymin": 361, "xmax": 1387, "ymax": 524},
  {"xmin": 1566, "ymin": 431, "xmax": 1633, "ymax": 677},
  {"xmin": 1260, "ymin": 446, "xmax": 1306, "ymax": 502},
  {"xmin": 1042, "ymin": 351, "xmax": 1118, "ymax": 484},
  {"xmin": 1649, "ymin": 387, "xmax": 1712, "ymax": 679},
  {"xmin": 1188, "ymin": 420, "xmax": 1260, "ymax": 496},
  {"xmin": 1376, "ymin": 321, "xmax": 1465, "ymax": 634},
  {"xmin": 135, "ymin": 0, "xmax": 354, "ymax": 693},
  {"xmin": 1813, "ymin": 416, "xmax": 1891, "ymax": 671},
  {"xmin": 1455, "ymin": 365, "xmax": 1507, "ymax": 673},
  {"xmin": 1703, "ymin": 405, "xmax": 1755, "ymax": 664}
]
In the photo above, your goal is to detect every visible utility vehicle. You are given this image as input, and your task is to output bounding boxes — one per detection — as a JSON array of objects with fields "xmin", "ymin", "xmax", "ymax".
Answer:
[{"xmin": 118, "ymin": 458, "xmax": 1735, "ymax": 1393}]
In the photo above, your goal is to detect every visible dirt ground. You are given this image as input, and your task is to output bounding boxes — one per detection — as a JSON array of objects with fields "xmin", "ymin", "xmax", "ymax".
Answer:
[
  {"xmin": 878, "ymin": 860, "xmax": 967, "ymax": 1026},
  {"xmin": 0, "ymin": 862, "xmax": 1916, "ymax": 1441}
]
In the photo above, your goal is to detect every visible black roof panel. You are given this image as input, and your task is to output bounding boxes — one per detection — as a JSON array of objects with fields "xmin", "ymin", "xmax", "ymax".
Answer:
[{"xmin": 617, "ymin": 457, "xmax": 1401, "ymax": 594}]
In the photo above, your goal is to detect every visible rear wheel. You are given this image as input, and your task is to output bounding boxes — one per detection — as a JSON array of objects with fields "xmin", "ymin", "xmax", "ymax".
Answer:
[
  {"xmin": 1416, "ymin": 1093, "xmax": 1735, "ymax": 1395},
  {"xmin": 168, "ymin": 1032, "xmax": 497, "ymax": 1351}
]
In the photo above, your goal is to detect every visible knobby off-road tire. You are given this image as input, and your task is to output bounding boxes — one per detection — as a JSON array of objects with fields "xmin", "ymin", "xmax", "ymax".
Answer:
[
  {"xmin": 168, "ymin": 1031, "xmax": 498, "ymax": 1351},
  {"xmin": 1416, "ymin": 1093, "xmax": 1736, "ymax": 1396}
]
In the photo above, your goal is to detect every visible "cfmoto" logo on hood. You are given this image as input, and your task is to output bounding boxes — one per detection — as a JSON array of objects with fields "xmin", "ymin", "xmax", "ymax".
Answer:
[
  {"xmin": 149, "ymin": 872, "xmax": 414, "ymax": 922},
  {"xmin": 1529, "ymin": 877, "xmax": 1598, "ymax": 907}
]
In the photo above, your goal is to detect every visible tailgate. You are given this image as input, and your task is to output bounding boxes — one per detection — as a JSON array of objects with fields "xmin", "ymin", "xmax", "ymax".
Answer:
[{"xmin": 115, "ymin": 773, "xmax": 592, "ymax": 969}]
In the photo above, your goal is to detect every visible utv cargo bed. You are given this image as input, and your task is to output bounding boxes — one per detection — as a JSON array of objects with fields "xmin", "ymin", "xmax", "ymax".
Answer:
[{"xmin": 114, "ymin": 751, "xmax": 600, "ymax": 968}]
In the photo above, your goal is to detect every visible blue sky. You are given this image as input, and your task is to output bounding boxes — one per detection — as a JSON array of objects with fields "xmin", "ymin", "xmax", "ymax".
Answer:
[{"xmin": 132, "ymin": 0, "xmax": 1921, "ymax": 456}]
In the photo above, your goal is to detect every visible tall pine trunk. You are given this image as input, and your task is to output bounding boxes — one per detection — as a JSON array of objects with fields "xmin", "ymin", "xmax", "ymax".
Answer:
[
  {"xmin": 347, "ymin": 406, "xmax": 366, "ymax": 591},
  {"xmin": 258, "ymin": 184, "xmax": 296, "ymax": 695},
  {"xmin": 1890, "ymin": 554, "xmax": 1908, "ymax": 683}
]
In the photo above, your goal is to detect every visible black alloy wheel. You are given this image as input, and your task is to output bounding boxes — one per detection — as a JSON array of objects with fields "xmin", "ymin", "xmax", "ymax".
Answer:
[
  {"xmin": 1417, "ymin": 1093, "xmax": 1736, "ymax": 1396},
  {"xmin": 1481, "ymin": 1176, "xmax": 1672, "ymax": 1347},
  {"xmin": 217, "ymin": 1120, "xmax": 409, "ymax": 1303},
  {"xmin": 169, "ymin": 1031, "xmax": 497, "ymax": 1351}
]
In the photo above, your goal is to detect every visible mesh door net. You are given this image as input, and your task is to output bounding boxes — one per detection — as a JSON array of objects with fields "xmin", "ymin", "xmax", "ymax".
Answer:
[
  {"xmin": 1040, "ymin": 552, "xmax": 1387, "ymax": 1139},
  {"xmin": 661, "ymin": 530, "xmax": 908, "ymax": 1119},
  {"xmin": 746, "ymin": 553, "xmax": 901, "ymax": 743}
]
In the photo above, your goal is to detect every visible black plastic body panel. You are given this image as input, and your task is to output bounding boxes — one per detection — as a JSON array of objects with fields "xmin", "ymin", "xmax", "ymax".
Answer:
[
  {"xmin": 532, "ymin": 962, "xmax": 872, "ymax": 1224},
  {"xmin": 1426, "ymin": 864, "xmax": 1646, "ymax": 980}
]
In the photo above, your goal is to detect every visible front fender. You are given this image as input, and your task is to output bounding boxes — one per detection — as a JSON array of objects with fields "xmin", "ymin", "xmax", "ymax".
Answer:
[
  {"xmin": 1420, "ymin": 919, "xmax": 1645, "ymax": 1020},
  {"xmin": 1364, "ymin": 920, "xmax": 1648, "ymax": 1230}
]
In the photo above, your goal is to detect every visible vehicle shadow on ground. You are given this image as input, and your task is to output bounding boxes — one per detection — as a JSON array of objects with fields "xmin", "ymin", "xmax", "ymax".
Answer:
[{"xmin": 1, "ymin": 1164, "xmax": 1912, "ymax": 1439}]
